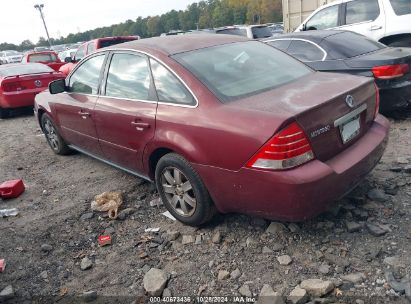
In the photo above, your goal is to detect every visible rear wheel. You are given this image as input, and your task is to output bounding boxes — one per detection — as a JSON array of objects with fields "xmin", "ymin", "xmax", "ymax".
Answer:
[
  {"xmin": 41, "ymin": 113, "xmax": 71, "ymax": 155},
  {"xmin": 0, "ymin": 107, "xmax": 10, "ymax": 119},
  {"xmin": 155, "ymin": 153, "xmax": 216, "ymax": 226}
]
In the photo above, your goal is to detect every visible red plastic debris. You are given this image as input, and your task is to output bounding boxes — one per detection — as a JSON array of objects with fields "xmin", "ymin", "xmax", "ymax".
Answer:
[
  {"xmin": 0, "ymin": 259, "xmax": 5, "ymax": 273},
  {"xmin": 98, "ymin": 235, "xmax": 112, "ymax": 247},
  {"xmin": 0, "ymin": 179, "xmax": 25, "ymax": 199}
]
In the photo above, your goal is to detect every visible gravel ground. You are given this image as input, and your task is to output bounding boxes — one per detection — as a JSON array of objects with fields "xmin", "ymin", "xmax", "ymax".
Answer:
[{"xmin": 0, "ymin": 109, "xmax": 410, "ymax": 304}]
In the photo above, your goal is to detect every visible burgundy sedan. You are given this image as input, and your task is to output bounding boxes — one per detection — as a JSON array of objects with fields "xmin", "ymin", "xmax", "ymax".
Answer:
[{"xmin": 34, "ymin": 35, "xmax": 389, "ymax": 226}]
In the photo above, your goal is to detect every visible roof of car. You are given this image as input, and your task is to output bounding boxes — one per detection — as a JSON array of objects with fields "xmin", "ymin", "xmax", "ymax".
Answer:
[
  {"xmin": 105, "ymin": 34, "xmax": 249, "ymax": 55},
  {"xmin": 266, "ymin": 30, "xmax": 350, "ymax": 42}
]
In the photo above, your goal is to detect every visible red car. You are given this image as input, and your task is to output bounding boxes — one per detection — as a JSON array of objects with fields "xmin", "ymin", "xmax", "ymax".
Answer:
[
  {"xmin": 59, "ymin": 36, "xmax": 140, "ymax": 76},
  {"xmin": 21, "ymin": 51, "xmax": 65, "ymax": 72},
  {"xmin": 34, "ymin": 35, "xmax": 389, "ymax": 226},
  {"xmin": 0, "ymin": 63, "xmax": 64, "ymax": 118}
]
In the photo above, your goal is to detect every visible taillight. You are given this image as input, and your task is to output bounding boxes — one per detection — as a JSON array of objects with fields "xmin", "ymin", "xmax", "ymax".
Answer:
[
  {"xmin": 373, "ymin": 82, "xmax": 380, "ymax": 120},
  {"xmin": 1, "ymin": 81, "xmax": 23, "ymax": 92},
  {"xmin": 372, "ymin": 64, "xmax": 410, "ymax": 80},
  {"xmin": 246, "ymin": 122, "xmax": 314, "ymax": 170}
]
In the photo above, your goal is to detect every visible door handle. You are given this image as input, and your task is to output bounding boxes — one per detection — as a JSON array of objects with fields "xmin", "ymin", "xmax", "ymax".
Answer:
[
  {"xmin": 77, "ymin": 110, "xmax": 90, "ymax": 119},
  {"xmin": 370, "ymin": 25, "xmax": 382, "ymax": 31},
  {"xmin": 131, "ymin": 121, "xmax": 150, "ymax": 131}
]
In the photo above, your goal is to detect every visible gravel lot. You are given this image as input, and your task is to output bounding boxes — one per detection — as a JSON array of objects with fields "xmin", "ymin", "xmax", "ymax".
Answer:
[{"xmin": 0, "ymin": 109, "xmax": 410, "ymax": 304}]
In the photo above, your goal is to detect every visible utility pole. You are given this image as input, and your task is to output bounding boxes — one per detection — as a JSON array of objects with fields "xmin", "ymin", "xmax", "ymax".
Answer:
[{"xmin": 34, "ymin": 4, "xmax": 52, "ymax": 48}]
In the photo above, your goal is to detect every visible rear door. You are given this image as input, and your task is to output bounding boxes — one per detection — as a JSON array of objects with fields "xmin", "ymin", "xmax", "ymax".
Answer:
[
  {"xmin": 94, "ymin": 51, "xmax": 157, "ymax": 173},
  {"xmin": 54, "ymin": 53, "xmax": 107, "ymax": 155},
  {"xmin": 384, "ymin": 0, "xmax": 411, "ymax": 38}
]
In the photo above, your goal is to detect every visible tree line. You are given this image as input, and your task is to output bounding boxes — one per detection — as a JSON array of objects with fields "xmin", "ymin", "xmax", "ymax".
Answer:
[{"xmin": 0, "ymin": 0, "xmax": 282, "ymax": 52}]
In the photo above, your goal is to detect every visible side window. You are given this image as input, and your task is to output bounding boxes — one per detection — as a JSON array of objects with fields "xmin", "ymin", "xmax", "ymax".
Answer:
[
  {"xmin": 345, "ymin": 0, "xmax": 380, "ymax": 25},
  {"xmin": 305, "ymin": 5, "xmax": 340, "ymax": 30},
  {"xmin": 75, "ymin": 45, "xmax": 86, "ymax": 61},
  {"xmin": 390, "ymin": 0, "xmax": 411, "ymax": 16},
  {"xmin": 68, "ymin": 55, "xmax": 105, "ymax": 94},
  {"xmin": 267, "ymin": 40, "xmax": 292, "ymax": 51},
  {"xmin": 150, "ymin": 59, "xmax": 195, "ymax": 105},
  {"xmin": 287, "ymin": 41, "xmax": 325, "ymax": 61},
  {"xmin": 105, "ymin": 53, "xmax": 151, "ymax": 100},
  {"xmin": 87, "ymin": 43, "xmax": 96, "ymax": 55}
]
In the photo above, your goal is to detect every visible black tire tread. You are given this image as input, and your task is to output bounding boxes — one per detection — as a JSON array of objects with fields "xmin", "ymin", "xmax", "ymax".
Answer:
[{"xmin": 41, "ymin": 113, "xmax": 71, "ymax": 155}]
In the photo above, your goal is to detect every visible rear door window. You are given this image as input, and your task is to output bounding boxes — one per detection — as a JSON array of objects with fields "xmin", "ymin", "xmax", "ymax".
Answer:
[
  {"xmin": 305, "ymin": 4, "xmax": 340, "ymax": 30},
  {"xmin": 389, "ymin": 0, "xmax": 411, "ymax": 16},
  {"xmin": 266, "ymin": 40, "xmax": 292, "ymax": 51},
  {"xmin": 345, "ymin": 0, "xmax": 380, "ymax": 25},
  {"xmin": 287, "ymin": 41, "xmax": 325, "ymax": 61}
]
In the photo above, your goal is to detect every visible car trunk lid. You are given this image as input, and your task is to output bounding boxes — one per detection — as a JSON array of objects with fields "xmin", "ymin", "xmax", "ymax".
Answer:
[{"xmin": 1, "ymin": 72, "xmax": 64, "ymax": 92}]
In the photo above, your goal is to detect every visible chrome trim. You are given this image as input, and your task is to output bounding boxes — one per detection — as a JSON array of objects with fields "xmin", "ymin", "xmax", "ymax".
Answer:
[
  {"xmin": 67, "ymin": 48, "xmax": 199, "ymax": 109},
  {"xmin": 264, "ymin": 38, "xmax": 328, "ymax": 62},
  {"xmin": 334, "ymin": 104, "xmax": 367, "ymax": 127},
  {"xmin": 68, "ymin": 144, "xmax": 152, "ymax": 181}
]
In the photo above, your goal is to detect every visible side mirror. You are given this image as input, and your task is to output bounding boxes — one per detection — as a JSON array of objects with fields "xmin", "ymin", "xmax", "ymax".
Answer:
[
  {"xmin": 49, "ymin": 79, "xmax": 66, "ymax": 94},
  {"xmin": 64, "ymin": 57, "xmax": 72, "ymax": 63}
]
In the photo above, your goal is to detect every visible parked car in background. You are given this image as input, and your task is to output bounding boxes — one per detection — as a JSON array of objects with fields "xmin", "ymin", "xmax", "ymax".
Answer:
[
  {"xmin": 34, "ymin": 46, "xmax": 50, "ymax": 52},
  {"xmin": 265, "ymin": 30, "xmax": 411, "ymax": 112},
  {"xmin": 21, "ymin": 51, "xmax": 66, "ymax": 71},
  {"xmin": 296, "ymin": 0, "xmax": 411, "ymax": 47},
  {"xmin": 58, "ymin": 49, "xmax": 78, "ymax": 63},
  {"xmin": 0, "ymin": 50, "xmax": 23, "ymax": 64},
  {"xmin": 215, "ymin": 24, "xmax": 273, "ymax": 39},
  {"xmin": 268, "ymin": 23, "xmax": 284, "ymax": 35},
  {"xmin": 59, "ymin": 36, "xmax": 140, "ymax": 76},
  {"xmin": 50, "ymin": 44, "xmax": 67, "ymax": 54},
  {"xmin": 35, "ymin": 34, "xmax": 388, "ymax": 226},
  {"xmin": 0, "ymin": 63, "xmax": 64, "ymax": 118}
]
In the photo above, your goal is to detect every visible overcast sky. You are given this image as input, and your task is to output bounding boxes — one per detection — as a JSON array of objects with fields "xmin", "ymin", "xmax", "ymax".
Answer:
[{"xmin": 1, "ymin": 0, "xmax": 198, "ymax": 45}]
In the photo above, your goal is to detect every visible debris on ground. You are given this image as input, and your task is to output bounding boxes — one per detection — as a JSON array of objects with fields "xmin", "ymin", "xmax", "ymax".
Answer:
[
  {"xmin": 0, "ymin": 179, "xmax": 25, "ymax": 199},
  {"xmin": 162, "ymin": 211, "xmax": 176, "ymax": 221},
  {"xmin": 0, "ymin": 259, "xmax": 5, "ymax": 272},
  {"xmin": 145, "ymin": 227, "xmax": 160, "ymax": 233},
  {"xmin": 90, "ymin": 191, "xmax": 122, "ymax": 219},
  {"xmin": 97, "ymin": 235, "xmax": 112, "ymax": 247},
  {"xmin": 143, "ymin": 268, "xmax": 168, "ymax": 296},
  {"xmin": 0, "ymin": 208, "xmax": 19, "ymax": 217},
  {"xmin": 149, "ymin": 197, "xmax": 163, "ymax": 207}
]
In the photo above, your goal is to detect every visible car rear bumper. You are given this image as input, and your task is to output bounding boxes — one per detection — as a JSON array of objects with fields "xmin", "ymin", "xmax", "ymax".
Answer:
[
  {"xmin": 194, "ymin": 114, "xmax": 389, "ymax": 221},
  {"xmin": 0, "ymin": 88, "xmax": 46, "ymax": 109},
  {"xmin": 379, "ymin": 80, "xmax": 411, "ymax": 112}
]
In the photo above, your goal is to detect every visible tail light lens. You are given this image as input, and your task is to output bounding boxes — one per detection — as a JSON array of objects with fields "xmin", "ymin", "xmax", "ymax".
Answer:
[
  {"xmin": 1, "ymin": 81, "xmax": 23, "ymax": 92},
  {"xmin": 246, "ymin": 122, "xmax": 314, "ymax": 170},
  {"xmin": 372, "ymin": 64, "xmax": 410, "ymax": 80},
  {"xmin": 373, "ymin": 82, "xmax": 380, "ymax": 120}
]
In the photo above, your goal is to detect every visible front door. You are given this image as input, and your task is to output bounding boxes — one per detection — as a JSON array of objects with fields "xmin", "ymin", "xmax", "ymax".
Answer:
[
  {"xmin": 94, "ymin": 52, "xmax": 157, "ymax": 173},
  {"xmin": 55, "ymin": 53, "xmax": 106, "ymax": 155}
]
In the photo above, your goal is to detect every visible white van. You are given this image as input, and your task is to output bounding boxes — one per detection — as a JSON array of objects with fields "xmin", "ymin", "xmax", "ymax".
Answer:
[{"xmin": 295, "ymin": 0, "xmax": 411, "ymax": 47}]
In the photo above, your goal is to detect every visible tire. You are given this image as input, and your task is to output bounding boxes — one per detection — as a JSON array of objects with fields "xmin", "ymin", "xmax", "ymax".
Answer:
[
  {"xmin": 155, "ymin": 153, "xmax": 217, "ymax": 226},
  {"xmin": 41, "ymin": 113, "xmax": 71, "ymax": 155},
  {"xmin": 0, "ymin": 107, "xmax": 10, "ymax": 119},
  {"xmin": 385, "ymin": 36, "xmax": 411, "ymax": 47}
]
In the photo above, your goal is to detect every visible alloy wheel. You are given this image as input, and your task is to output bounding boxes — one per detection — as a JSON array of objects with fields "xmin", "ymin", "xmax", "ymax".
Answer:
[{"xmin": 43, "ymin": 119, "xmax": 59, "ymax": 151}]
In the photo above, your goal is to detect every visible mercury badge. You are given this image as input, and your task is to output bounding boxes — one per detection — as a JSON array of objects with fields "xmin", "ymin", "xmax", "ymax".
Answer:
[
  {"xmin": 345, "ymin": 95, "xmax": 354, "ymax": 108},
  {"xmin": 34, "ymin": 80, "xmax": 42, "ymax": 88}
]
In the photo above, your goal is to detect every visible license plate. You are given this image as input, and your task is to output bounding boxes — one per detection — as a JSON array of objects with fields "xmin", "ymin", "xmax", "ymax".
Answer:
[{"xmin": 340, "ymin": 115, "xmax": 360, "ymax": 144}]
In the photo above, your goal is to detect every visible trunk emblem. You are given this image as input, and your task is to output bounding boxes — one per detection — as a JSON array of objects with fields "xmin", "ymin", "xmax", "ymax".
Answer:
[
  {"xmin": 345, "ymin": 95, "xmax": 354, "ymax": 108},
  {"xmin": 34, "ymin": 80, "xmax": 42, "ymax": 88}
]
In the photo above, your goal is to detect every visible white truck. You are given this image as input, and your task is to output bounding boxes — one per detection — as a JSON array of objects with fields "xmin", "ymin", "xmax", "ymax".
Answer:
[{"xmin": 283, "ymin": 0, "xmax": 411, "ymax": 46}]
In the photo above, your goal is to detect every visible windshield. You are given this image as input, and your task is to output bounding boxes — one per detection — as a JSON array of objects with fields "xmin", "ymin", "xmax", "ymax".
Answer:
[
  {"xmin": 0, "ymin": 63, "xmax": 53, "ymax": 77},
  {"xmin": 173, "ymin": 41, "xmax": 312, "ymax": 103},
  {"xmin": 251, "ymin": 26, "xmax": 272, "ymax": 38},
  {"xmin": 29, "ymin": 53, "xmax": 58, "ymax": 63}
]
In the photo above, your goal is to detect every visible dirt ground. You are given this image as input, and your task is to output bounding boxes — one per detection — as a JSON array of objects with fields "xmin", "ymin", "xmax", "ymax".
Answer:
[{"xmin": 0, "ymin": 109, "xmax": 410, "ymax": 304}]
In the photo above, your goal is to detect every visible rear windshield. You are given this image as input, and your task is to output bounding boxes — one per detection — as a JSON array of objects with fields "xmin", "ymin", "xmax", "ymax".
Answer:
[
  {"xmin": 99, "ymin": 38, "xmax": 137, "ymax": 48},
  {"xmin": 29, "ymin": 53, "xmax": 57, "ymax": 63},
  {"xmin": 251, "ymin": 26, "xmax": 272, "ymax": 38},
  {"xmin": 173, "ymin": 41, "xmax": 312, "ymax": 103},
  {"xmin": 322, "ymin": 32, "xmax": 385, "ymax": 59},
  {"xmin": 216, "ymin": 28, "xmax": 247, "ymax": 37},
  {"xmin": 0, "ymin": 64, "xmax": 53, "ymax": 77},
  {"xmin": 390, "ymin": 0, "xmax": 411, "ymax": 15}
]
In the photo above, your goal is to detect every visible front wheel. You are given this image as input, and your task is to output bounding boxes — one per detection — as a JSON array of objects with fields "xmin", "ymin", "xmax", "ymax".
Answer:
[
  {"xmin": 41, "ymin": 113, "xmax": 71, "ymax": 155},
  {"xmin": 155, "ymin": 153, "xmax": 216, "ymax": 226}
]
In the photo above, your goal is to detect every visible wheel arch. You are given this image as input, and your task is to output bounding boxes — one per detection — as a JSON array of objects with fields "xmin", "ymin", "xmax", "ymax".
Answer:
[{"xmin": 379, "ymin": 33, "xmax": 411, "ymax": 46}]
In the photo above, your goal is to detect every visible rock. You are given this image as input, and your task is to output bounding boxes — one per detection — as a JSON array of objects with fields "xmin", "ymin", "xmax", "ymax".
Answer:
[
  {"xmin": 272, "ymin": 243, "xmax": 285, "ymax": 252},
  {"xmin": 318, "ymin": 264, "xmax": 330, "ymax": 275},
  {"xmin": 250, "ymin": 217, "xmax": 268, "ymax": 228},
  {"xmin": 300, "ymin": 279, "xmax": 334, "ymax": 297},
  {"xmin": 367, "ymin": 188, "xmax": 389, "ymax": 202},
  {"xmin": 366, "ymin": 223, "xmax": 388, "ymax": 237},
  {"xmin": 82, "ymin": 290, "xmax": 97, "ymax": 302},
  {"xmin": 162, "ymin": 288, "xmax": 172, "ymax": 297},
  {"xmin": 117, "ymin": 207, "xmax": 135, "ymax": 220},
  {"xmin": 230, "ymin": 268, "xmax": 241, "ymax": 280},
  {"xmin": 103, "ymin": 227, "xmax": 115, "ymax": 235},
  {"xmin": 80, "ymin": 257, "xmax": 93, "ymax": 270},
  {"xmin": 385, "ymin": 272, "xmax": 410, "ymax": 293},
  {"xmin": 217, "ymin": 270, "xmax": 230, "ymax": 281},
  {"xmin": 165, "ymin": 231, "xmax": 180, "ymax": 241},
  {"xmin": 266, "ymin": 222, "xmax": 286, "ymax": 234},
  {"xmin": 384, "ymin": 256, "xmax": 404, "ymax": 268},
  {"xmin": 288, "ymin": 223, "xmax": 300, "ymax": 233},
  {"xmin": 143, "ymin": 268, "xmax": 168, "ymax": 296},
  {"xmin": 324, "ymin": 253, "xmax": 350, "ymax": 267},
  {"xmin": 239, "ymin": 284, "xmax": 252, "ymax": 297},
  {"xmin": 80, "ymin": 212, "xmax": 94, "ymax": 220},
  {"xmin": 0, "ymin": 285, "xmax": 14, "ymax": 301},
  {"xmin": 181, "ymin": 235, "xmax": 195, "ymax": 245},
  {"xmin": 212, "ymin": 231, "xmax": 222, "ymax": 244},
  {"xmin": 288, "ymin": 286, "xmax": 308, "ymax": 304},
  {"xmin": 277, "ymin": 255, "xmax": 292, "ymax": 265},
  {"xmin": 195, "ymin": 235, "xmax": 203, "ymax": 245},
  {"xmin": 257, "ymin": 284, "xmax": 284, "ymax": 304},
  {"xmin": 397, "ymin": 157, "xmax": 408, "ymax": 164},
  {"xmin": 41, "ymin": 243, "xmax": 53, "ymax": 252},
  {"xmin": 149, "ymin": 197, "xmax": 163, "ymax": 207},
  {"xmin": 40, "ymin": 270, "xmax": 48, "ymax": 280},
  {"xmin": 355, "ymin": 300, "xmax": 365, "ymax": 304},
  {"xmin": 246, "ymin": 236, "xmax": 257, "ymax": 248},
  {"xmin": 345, "ymin": 221, "xmax": 361, "ymax": 233},
  {"xmin": 262, "ymin": 246, "xmax": 273, "ymax": 254},
  {"xmin": 341, "ymin": 273, "xmax": 366, "ymax": 284}
]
